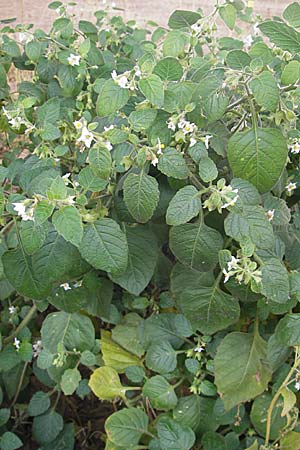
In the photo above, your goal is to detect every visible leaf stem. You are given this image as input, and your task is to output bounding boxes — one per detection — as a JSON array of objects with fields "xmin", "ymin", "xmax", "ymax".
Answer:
[{"xmin": 4, "ymin": 303, "xmax": 37, "ymax": 344}]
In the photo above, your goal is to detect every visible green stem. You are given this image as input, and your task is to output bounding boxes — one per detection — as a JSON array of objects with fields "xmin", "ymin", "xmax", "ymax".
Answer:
[
  {"xmin": 0, "ymin": 219, "xmax": 14, "ymax": 235},
  {"xmin": 253, "ymin": 252, "xmax": 264, "ymax": 267},
  {"xmin": 10, "ymin": 362, "xmax": 28, "ymax": 407},
  {"xmin": 245, "ymin": 83, "xmax": 258, "ymax": 131},
  {"xmin": 4, "ymin": 303, "xmax": 37, "ymax": 344},
  {"xmin": 189, "ymin": 172, "xmax": 205, "ymax": 190}
]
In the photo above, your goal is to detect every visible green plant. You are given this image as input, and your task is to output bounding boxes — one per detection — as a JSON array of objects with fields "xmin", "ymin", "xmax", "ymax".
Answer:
[{"xmin": 1, "ymin": 0, "xmax": 300, "ymax": 448}]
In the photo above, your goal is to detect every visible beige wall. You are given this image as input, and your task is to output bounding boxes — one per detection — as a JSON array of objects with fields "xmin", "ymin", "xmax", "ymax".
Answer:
[{"xmin": 0, "ymin": 0, "xmax": 293, "ymax": 30}]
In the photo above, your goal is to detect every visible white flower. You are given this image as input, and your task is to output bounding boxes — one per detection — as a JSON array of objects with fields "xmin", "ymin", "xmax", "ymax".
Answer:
[
  {"xmin": 14, "ymin": 338, "xmax": 20, "ymax": 351},
  {"xmin": 60, "ymin": 282, "xmax": 71, "ymax": 291},
  {"xmin": 12, "ymin": 201, "xmax": 35, "ymax": 221},
  {"xmin": 111, "ymin": 70, "xmax": 130, "ymax": 89},
  {"xmin": 74, "ymin": 280, "xmax": 83, "ymax": 288},
  {"xmin": 104, "ymin": 125, "xmax": 114, "ymax": 132},
  {"xmin": 73, "ymin": 119, "xmax": 84, "ymax": 130},
  {"xmin": 134, "ymin": 67, "xmax": 141, "ymax": 77},
  {"xmin": 191, "ymin": 22, "xmax": 202, "ymax": 34},
  {"xmin": 25, "ymin": 124, "xmax": 36, "ymax": 135},
  {"xmin": 157, "ymin": 138, "xmax": 164, "ymax": 155},
  {"xmin": 289, "ymin": 141, "xmax": 300, "ymax": 154},
  {"xmin": 32, "ymin": 340, "xmax": 42, "ymax": 357},
  {"xmin": 227, "ymin": 256, "xmax": 240, "ymax": 271},
  {"xmin": 194, "ymin": 346, "xmax": 204, "ymax": 353},
  {"xmin": 167, "ymin": 120, "xmax": 176, "ymax": 131},
  {"xmin": 62, "ymin": 173, "xmax": 71, "ymax": 184},
  {"xmin": 18, "ymin": 32, "xmax": 33, "ymax": 44},
  {"xmin": 266, "ymin": 209, "xmax": 275, "ymax": 221},
  {"xmin": 243, "ymin": 34, "xmax": 253, "ymax": 49},
  {"xmin": 9, "ymin": 306, "xmax": 17, "ymax": 314},
  {"xmin": 204, "ymin": 135, "xmax": 213, "ymax": 149},
  {"xmin": 286, "ymin": 182, "xmax": 297, "ymax": 193},
  {"xmin": 223, "ymin": 268, "xmax": 230, "ymax": 283},
  {"xmin": 178, "ymin": 119, "xmax": 196, "ymax": 135},
  {"xmin": 295, "ymin": 381, "xmax": 300, "ymax": 391},
  {"xmin": 9, "ymin": 116, "xmax": 24, "ymax": 129},
  {"xmin": 190, "ymin": 137, "xmax": 197, "ymax": 147},
  {"xmin": 66, "ymin": 196, "xmax": 76, "ymax": 205},
  {"xmin": 77, "ymin": 126, "xmax": 94, "ymax": 148},
  {"xmin": 151, "ymin": 157, "xmax": 159, "ymax": 166},
  {"xmin": 221, "ymin": 194, "xmax": 239, "ymax": 209},
  {"xmin": 67, "ymin": 53, "xmax": 81, "ymax": 66},
  {"xmin": 104, "ymin": 141, "xmax": 113, "ymax": 151}
]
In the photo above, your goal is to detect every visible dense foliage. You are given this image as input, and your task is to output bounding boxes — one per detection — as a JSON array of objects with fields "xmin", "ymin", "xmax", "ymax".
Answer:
[{"xmin": 2, "ymin": 0, "xmax": 300, "ymax": 448}]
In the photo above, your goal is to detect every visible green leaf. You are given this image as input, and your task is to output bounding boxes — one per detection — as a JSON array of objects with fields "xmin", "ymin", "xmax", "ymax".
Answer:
[
  {"xmin": 169, "ymin": 222, "xmax": 223, "ymax": 272},
  {"xmin": 138, "ymin": 74, "xmax": 164, "ymax": 107},
  {"xmin": 259, "ymin": 20, "xmax": 300, "ymax": 53},
  {"xmin": 168, "ymin": 10, "xmax": 201, "ymax": 29},
  {"xmin": 105, "ymin": 408, "xmax": 148, "ymax": 447},
  {"xmin": 275, "ymin": 313, "xmax": 300, "ymax": 346},
  {"xmin": 228, "ymin": 128, "xmax": 288, "ymax": 193},
  {"xmin": 157, "ymin": 417, "xmax": 195, "ymax": 450},
  {"xmin": 41, "ymin": 311, "xmax": 95, "ymax": 353},
  {"xmin": 25, "ymin": 40, "xmax": 42, "ymax": 61},
  {"xmin": 281, "ymin": 432, "xmax": 300, "ymax": 450},
  {"xmin": 176, "ymin": 284, "xmax": 240, "ymax": 334},
  {"xmin": 143, "ymin": 375, "xmax": 177, "ymax": 411},
  {"xmin": 158, "ymin": 148, "xmax": 189, "ymax": 179},
  {"xmin": 2, "ymin": 247, "xmax": 52, "ymax": 299},
  {"xmin": 101, "ymin": 330, "xmax": 142, "ymax": 373},
  {"xmin": 20, "ymin": 220, "xmax": 48, "ymax": 255},
  {"xmin": 153, "ymin": 57, "xmax": 183, "ymax": 81},
  {"xmin": 123, "ymin": 172, "xmax": 160, "ymax": 223},
  {"xmin": 47, "ymin": 176, "xmax": 67, "ymax": 200},
  {"xmin": 283, "ymin": 2, "xmax": 300, "ymax": 28},
  {"xmin": 250, "ymin": 393, "xmax": 286, "ymax": 440},
  {"xmin": 89, "ymin": 147, "xmax": 112, "ymax": 179},
  {"xmin": 203, "ymin": 93, "xmax": 229, "ymax": 123},
  {"xmin": 34, "ymin": 200, "xmax": 54, "ymax": 225},
  {"xmin": 166, "ymin": 185, "xmax": 201, "ymax": 226},
  {"xmin": 219, "ymin": 4, "xmax": 236, "ymax": 30},
  {"xmin": 78, "ymin": 167, "xmax": 107, "ymax": 192},
  {"xmin": 96, "ymin": 79, "xmax": 129, "ymax": 117},
  {"xmin": 52, "ymin": 206, "xmax": 83, "ymax": 247},
  {"xmin": 225, "ymin": 50, "xmax": 251, "ymax": 70},
  {"xmin": 79, "ymin": 218, "xmax": 128, "ymax": 274},
  {"xmin": 111, "ymin": 226, "xmax": 157, "ymax": 295},
  {"xmin": 201, "ymin": 431, "xmax": 226, "ymax": 450},
  {"xmin": 0, "ymin": 432, "xmax": 23, "ymax": 450},
  {"xmin": 28, "ymin": 391, "xmax": 51, "ymax": 417},
  {"xmin": 198, "ymin": 157, "xmax": 218, "ymax": 183},
  {"xmin": 111, "ymin": 313, "xmax": 145, "ymax": 357},
  {"xmin": 163, "ymin": 31, "xmax": 188, "ymax": 57},
  {"xmin": 146, "ymin": 341, "xmax": 177, "ymax": 374},
  {"xmin": 0, "ymin": 409, "xmax": 10, "ymax": 427},
  {"xmin": 173, "ymin": 395, "xmax": 202, "ymax": 432},
  {"xmin": 128, "ymin": 109, "xmax": 157, "ymax": 132},
  {"xmin": 281, "ymin": 60, "xmax": 300, "ymax": 85},
  {"xmin": 250, "ymin": 71, "xmax": 279, "ymax": 112},
  {"xmin": 61, "ymin": 368, "xmax": 82, "ymax": 395},
  {"xmin": 89, "ymin": 366, "xmax": 127, "ymax": 400},
  {"xmin": 214, "ymin": 330, "xmax": 272, "ymax": 410},
  {"xmin": 32, "ymin": 411, "xmax": 63, "ymax": 445},
  {"xmin": 261, "ymin": 258, "xmax": 290, "ymax": 303}
]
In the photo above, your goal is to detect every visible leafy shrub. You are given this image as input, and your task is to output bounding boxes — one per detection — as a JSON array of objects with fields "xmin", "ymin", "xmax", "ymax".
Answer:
[{"xmin": 1, "ymin": 0, "xmax": 300, "ymax": 448}]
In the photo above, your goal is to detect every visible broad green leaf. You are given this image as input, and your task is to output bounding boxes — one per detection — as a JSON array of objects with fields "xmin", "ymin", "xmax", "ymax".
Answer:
[
  {"xmin": 89, "ymin": 366, "xmax": 127, "ymax": 400},
  {"xmin": 61, "ymin": 368, "xmax": 81, "ymax": 395},
  {"xmin": 203, "ymin": 93, "xmax": 229, "ymax": 123},
  {"xmin": 259, "ymin": 20, "xmax": 300, "ymax": 53},
  {"xmin": 158, "ymin": 148, "xmax": 189, "ymax": 179},
  {"xmin": 157, "ymin": 417, "xmax": 195, "ymax": 450},
  {"xmin": 146, "ymin": 341, "xmax": 177, "ymax": 374},
  {"xmin": 79, "ymin": 218, "xmax": 128, "ymax": 274},
  {"xmin": 143, "ymin": 375, "xmax": 177, "ymax": 410},
  {"xmin": 173, "ymin": 395, "xmax": 202, "ymax": 432},
  {"xmin": 32, "ymin": 411, "xmax": 63, "ymax": 445},
  {"xmin": 25, "ymin": 40, "xmax": 42, "ymax": 61},
  {"xmin": 52, "ymin": 206, "xmax": 83, "ymax": 247},
  {"xmin": 163, "ymin": 31, "xmax": 188, "ymax": 57},
  {"xmin": 176, "ymin": 284, "xmax": 240, "ymax": 334},
  {"xmin": 138, "ymin": 74, "xmax": 164, "ymax": 107},
  {"xmin": 128, "ymin": 109, "xmax": 157, "ymax": 131},
  {"xmin": 111, "ymin": 313, "xmax": 145, "ymax": 357},
  {"xmin": 250, "ymin": 393, "xmax": 286, "ymax": 440},
  {"xmin": 250, "ymin": 71, "xmax": 279, "ymax": 112},
  {"xmin": 169, "ymin": 222, "xmax": 223, "ymax": 272},
  {"xmin": 105, "ymin": 408, "xmax": 148, "ymax": 448},
  {"xmin": 28, "ymin": 391, "xmax": 51, "ymax": 417},
  {"xmin": 19, "ymin": 220, "xmax": 48, "ymax": 255},
  {"xmin": 201, "ymin": 431, "xmax": 226, "ymax": 450},
  {"xmin": 283, "ymin": 2, "xmax": 300, "ymax": 28},
  {"xmin": 214, "ymin": 330, "xmax": 272, "ymax": 410},
  {"xmin": 96, "ymin": 79, "xmax": 129, "ymax": 117},
  {"xmin": 153, "ymin": 57, "xmax": 183, "ymax": 81},
  {"xmin": 281, "ymin": 387, "xmax": 296, "ymax": 417},
  {"xmin": 78, "ymin": 166, "xmax": 107, "ymax": 192},
  {"xmin": 2, "ymin": 247, "xmax": 52, "ymax": 299},
  {"xmin": 249, "ymin": 42, "xmax": 273, "ymax": 65},
  {"xmin": 168, "ymin": 10, "xmax": 201, "ymax": 29},
  {"xmin": 0, "ymin": 432, "xmax": 23, "ymax": 450},
  {"xmin": 275, "ymin": 313, "xmax": 300, "ymax": 346},
  {"xmin": 144, "ymin": 313, "xmax": 187, "ymax": 350},
  {"xmin": 123, "ymin": 172, "xmax": 160, "ymax": 223},
  {"xmin": 228, "ymin": 128, "xmax": 288, "ymax": 193},
  {"xmin": 261, "ymin": 258, "xmax": 289, "ymax": 303},
  {"xmin": 111, "ymin": 226, "xmax": 157, "ymax": 295},
  {"xmin": 36, "ymin": 97, "xmax": 61, "ymax": 126},
  {"xmin": 281, "ymin": 432, "xmax": 300, "ymax": 450},
  {"xmin": 41, "ymin": 311, "xmax": 95, "ymax": 353},
  {"xmin": 34, "ymin": 200, "xmax": 54, "ymax": 225},
  {"xmin": 225, "ymin": 50, "xmax": 251, "ymax": 70},
  {"xmin": 166, "ymin": 185, "xmax": 201, "ymax": 226},
  {"xmin": 281, "ymin": 60, "xmax": 300, "ymax": 85},
  {"xmin": 198, "ymin": 157, "xmax": 218, "ymax": 183},
  {"xmin": 101, "ymin": 330, "xmax": 142, "ymax": 372},
  {"xmin": 225, "ymin": 205, "xmax": 274, "ymax": 249},
  {"xmin": 47, "ymin": 176, "xmax": 67, "ymax": 200},
  {"xmin": 219, "ymin": 4, "xmax": 236, "ymax": 30},
  {"xmin": 89, "ymin": 147, "xmax": 112, "ymax": 179}
]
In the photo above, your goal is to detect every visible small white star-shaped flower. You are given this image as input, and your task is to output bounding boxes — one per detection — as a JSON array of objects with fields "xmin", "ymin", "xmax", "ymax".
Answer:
[{"xmin": 67, "ymin": 53, "xmax": 81, "ymax": 66}]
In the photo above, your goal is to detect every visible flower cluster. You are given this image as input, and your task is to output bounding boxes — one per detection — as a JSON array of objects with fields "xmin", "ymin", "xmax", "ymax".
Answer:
[
  {"xmin": 223, "ymin": 253, "xmax": 262, "ymax": 286},
  {"xmin": 2, "ymin": 106, "xmax": 35, "ymax": 134},
  {"xmin": 111, "ymin": 66, "xmax": 141, "ymax": 90},
  {"xmin": 203, "ymin": 179, "xmax": 239, "ymax": 213},
  {"xmin": 12, "ymin": 199, "xmax": 37, "ymax": 222}
]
